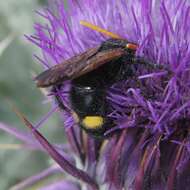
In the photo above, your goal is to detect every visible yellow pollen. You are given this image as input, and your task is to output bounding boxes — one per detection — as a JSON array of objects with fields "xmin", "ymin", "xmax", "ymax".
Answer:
[
  {"xmin": 82, "ymin": 116, "xmax": 104, "ymax": 129},
  {"xmin": 80, "ymin": 20, "xmax": 121, "ymax": 39}
]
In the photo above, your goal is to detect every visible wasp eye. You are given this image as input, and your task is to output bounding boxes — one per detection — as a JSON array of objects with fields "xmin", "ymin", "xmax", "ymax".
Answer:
[{"xmin": 126, "ymin": 43, "xmax": 138, "ymax": 51}]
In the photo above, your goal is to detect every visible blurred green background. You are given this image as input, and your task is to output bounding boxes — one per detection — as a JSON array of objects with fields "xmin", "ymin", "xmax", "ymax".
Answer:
[{"xmin": 0, "ymin": 1, "xmax": 66, "ymax": 189}]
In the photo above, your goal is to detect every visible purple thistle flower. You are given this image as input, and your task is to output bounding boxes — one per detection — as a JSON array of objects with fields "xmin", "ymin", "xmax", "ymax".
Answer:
[{"xmin": 24, "ymin": 0, "xmax": 190, "ymax": 189}]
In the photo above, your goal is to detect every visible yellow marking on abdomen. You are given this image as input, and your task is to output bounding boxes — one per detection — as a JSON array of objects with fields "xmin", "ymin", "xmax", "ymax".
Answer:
[{"xmin": 82, "ymin": 116, "xmax": 104, "ymax": 129}]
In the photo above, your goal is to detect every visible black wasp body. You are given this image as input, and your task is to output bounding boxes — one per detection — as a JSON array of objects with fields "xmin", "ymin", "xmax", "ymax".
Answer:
[
  {"xmin": 69, "ymin": 39, "xmax": 137, "ymax": 137},
  {"xmin": 35, "ymin": 38, "xmax": 142, "ymax": 137}
]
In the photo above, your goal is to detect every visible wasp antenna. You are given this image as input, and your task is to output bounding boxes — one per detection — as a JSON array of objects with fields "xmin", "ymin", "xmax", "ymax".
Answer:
[{"xmin": 80, "ymin": 20, "xmax": 122, "ymax": 39}]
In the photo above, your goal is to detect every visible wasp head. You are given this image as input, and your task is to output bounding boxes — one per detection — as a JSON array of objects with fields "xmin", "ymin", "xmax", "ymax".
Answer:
[{"xmin": 100, "ymin": 38, "xmax": 138, "ymax": 53}]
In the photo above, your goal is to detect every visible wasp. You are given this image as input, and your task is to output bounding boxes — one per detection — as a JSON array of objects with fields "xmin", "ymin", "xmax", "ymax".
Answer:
[{"xmin": 35, "ymin": 38, "xmax": 156, "ymax": 137}]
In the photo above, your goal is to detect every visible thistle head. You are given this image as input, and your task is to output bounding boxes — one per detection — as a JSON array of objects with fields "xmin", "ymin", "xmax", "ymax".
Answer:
[{"xmin": 24, "ymin": 0, "xmax": 190, "ymax": 189}]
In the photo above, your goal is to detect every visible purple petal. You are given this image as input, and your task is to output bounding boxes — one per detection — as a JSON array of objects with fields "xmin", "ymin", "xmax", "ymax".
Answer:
[
  {"xmin": 15, "ymin": 109, "xmax": 98, "ymax": 190},
  {"xmin": 40, "ymin": 180, "xmax": 80, "ymax": 190},
  {"xmin": 0, "ymin": 122, "xmax": 37, "ymax": 145},
  {"xmin": 10, "ymin": 165, "xmax": 61, "ymax": 190}
]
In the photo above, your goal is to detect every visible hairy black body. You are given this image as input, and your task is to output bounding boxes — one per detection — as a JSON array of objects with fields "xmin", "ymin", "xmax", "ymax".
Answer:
[{"xmin": 35, "ymin": 38, "xmax": 157, "ymax": 137}]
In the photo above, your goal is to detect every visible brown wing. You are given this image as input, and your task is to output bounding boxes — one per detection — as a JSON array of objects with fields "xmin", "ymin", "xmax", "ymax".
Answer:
[{"xmin": 35, "ymin": 46, "xmax": 125, "ymax": 87}]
